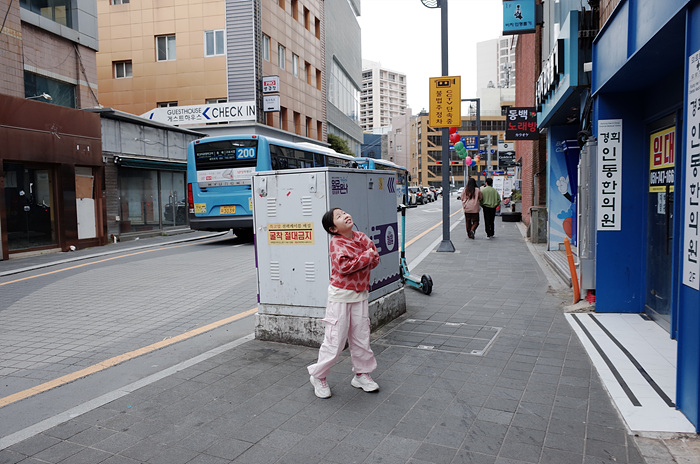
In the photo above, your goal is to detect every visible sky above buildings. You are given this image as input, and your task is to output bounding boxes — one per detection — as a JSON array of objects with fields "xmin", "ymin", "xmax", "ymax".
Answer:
[{"xmin": 358, "ymin": 0, "xmax": 504, "ymax": 113}]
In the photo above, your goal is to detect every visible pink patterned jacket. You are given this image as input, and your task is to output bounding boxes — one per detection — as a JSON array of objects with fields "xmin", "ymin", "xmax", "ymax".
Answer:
[{"xmin": 329, "ymin": 230, "xmax": 380, "ymax": 292}]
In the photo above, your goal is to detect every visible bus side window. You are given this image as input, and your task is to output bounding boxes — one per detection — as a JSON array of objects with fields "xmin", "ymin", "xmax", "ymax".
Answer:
[{"xmin": 314, "ymin": 153, "xmax": 325, "ymax": 167}]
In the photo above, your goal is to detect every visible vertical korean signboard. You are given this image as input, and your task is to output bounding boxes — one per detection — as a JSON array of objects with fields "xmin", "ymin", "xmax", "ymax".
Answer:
[
  {"xmin": 429, "ymin": 76, "xmax": 461, "ymax": 128},
  {"xmin": 597, "ymin": 119, "xmax": 622, "ymax": 231},
  {"xmin": 683, "ymin": 50, "xmax": 700, "ymax": 289}
]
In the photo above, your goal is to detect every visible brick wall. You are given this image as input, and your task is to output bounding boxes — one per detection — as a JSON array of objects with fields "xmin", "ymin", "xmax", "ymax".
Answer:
[
  {"xmin": 22, "ymin": 24, "xmax": 99, "ymax": 109},
  {"xmin": 0, "ymin": 0, "xmax": 24, "ymax": 97},
  {"xmin": 515, "ymin": 31, "xmax": 542, "ymax": 226}
]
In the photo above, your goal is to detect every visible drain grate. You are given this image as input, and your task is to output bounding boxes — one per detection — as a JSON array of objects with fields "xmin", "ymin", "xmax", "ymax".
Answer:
[{"xmin": 374, "ymin": 319, "xmax": 501, "ymax": 355}]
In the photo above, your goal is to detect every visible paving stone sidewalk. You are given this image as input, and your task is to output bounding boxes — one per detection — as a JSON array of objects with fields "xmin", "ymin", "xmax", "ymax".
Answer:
[{"xmin": 0, "ymin": 222, "xmax": 690, "ymax": 463}]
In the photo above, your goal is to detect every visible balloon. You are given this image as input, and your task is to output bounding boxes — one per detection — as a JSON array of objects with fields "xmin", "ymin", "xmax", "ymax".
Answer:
[
  {"xmin": 449, "ymin": 132, "xmax": 460, "ymax": 144},
  {"xmin": 454, "ymin": 141, "xmax": 464, "ymax": 151},
  {"xmin": 458, "ymin": 152, "xmax": 466, "ymax": 159},
  {"xmin": 471, "ymin": 160, "xmax": 477, "ymax": 166},
  {"xmin": 475, "ymin": 155, "xmax": 481, "ymax": 161},
  {"xmin": 465, "ymin": 156, "xmax": 472, "ymax": 165},
  {"xmin": 449, "ymin": 127, "xmax": 458, "ymax": 134}
]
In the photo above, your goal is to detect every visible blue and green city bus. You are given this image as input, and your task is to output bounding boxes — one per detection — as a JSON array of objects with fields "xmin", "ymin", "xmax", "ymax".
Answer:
[
  {"xmin": 187, "ymin": 134, "xmax": 356, "ymax": 236},
  {"xmin": 355, "ymin": 157, "xmax": 410, "ymax": 208}
]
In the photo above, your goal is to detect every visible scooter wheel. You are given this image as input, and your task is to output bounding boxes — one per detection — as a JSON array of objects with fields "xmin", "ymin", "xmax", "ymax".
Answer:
[{"xmin": 421, "ymin": 275, "xmax": 433, "ymax": 295}]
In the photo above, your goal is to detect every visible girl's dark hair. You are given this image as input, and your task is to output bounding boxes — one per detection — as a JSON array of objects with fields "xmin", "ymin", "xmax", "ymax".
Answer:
[
  {"xmin": 465, "ymin": 177, "xmax": 477, "ymax": 199},
  {"xmin": 322, "ymin": 208, "xmax": 340, "ymax": 235}
]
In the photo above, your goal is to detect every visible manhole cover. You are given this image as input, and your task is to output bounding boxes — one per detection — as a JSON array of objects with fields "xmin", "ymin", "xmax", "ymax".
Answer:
[{"xmin": 374, "ymin": 319, "xmax": 501, "ymax": 355}]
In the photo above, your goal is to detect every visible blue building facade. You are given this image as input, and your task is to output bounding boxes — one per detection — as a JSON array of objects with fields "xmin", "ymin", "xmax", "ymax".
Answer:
[
  {"xmin": 591, "ymin": 0, "xmax": 700, "ymax": 429},
  {"xmin": 535, "ymin": 5, "xmax": 596, "ymax": 252}
]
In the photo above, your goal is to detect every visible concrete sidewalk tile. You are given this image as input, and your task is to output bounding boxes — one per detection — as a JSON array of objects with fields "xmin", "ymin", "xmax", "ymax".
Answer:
[
  {"xmin": 7, "ymin": 433, "xmax": 61, "ymax": 457},
  {"xmin": 412, "ymin": 442, "xmax": 458, "ymax": 464},
  {"xmin": 202, "ymin": 437, "xmax": 252, "ymax": 460},
  {"xmin": 498, "ymin": 440, "xmax": 543, "ymax": 462},
  {"xmin": 452, "ymin": 449, "xmax": 497, "ymax": 464},
  {"xmin": 57, "ymin": 446, "xmax": 113, "ymax": 464},
  {"xmin": 32, "ymin": 440, "xmax": 86, "ymax": 463},
  {"xmin": 323, "ymin": 442, "xmax": 373, "ymax": 464},
  {"xmin": 584, "ymin": 437, "xmax": 630, "ymax": 462}
]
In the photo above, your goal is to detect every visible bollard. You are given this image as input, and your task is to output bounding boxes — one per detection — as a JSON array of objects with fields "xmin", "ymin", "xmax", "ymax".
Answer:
[{"xmin": 564, "ymin": 237, "xmax": 581, "ymax": 303}]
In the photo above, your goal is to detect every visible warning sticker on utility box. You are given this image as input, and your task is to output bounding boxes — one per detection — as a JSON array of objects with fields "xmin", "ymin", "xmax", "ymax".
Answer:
[{"xmin": 267, "ymin": 222, "xmax": 315, "ymax": 245}]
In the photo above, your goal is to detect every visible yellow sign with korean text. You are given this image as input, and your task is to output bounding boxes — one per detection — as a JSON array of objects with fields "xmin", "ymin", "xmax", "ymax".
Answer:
[
  {"xmin": 649, "ymin": 126, "xmax": 675, "ymax": 193},
  {"xmin": 429, "ymin": 76, "xmax": 461, "ymax": 128},
  {"xmin": 267, "ymin": 222, "xmax": 315, "ymax": 245}
]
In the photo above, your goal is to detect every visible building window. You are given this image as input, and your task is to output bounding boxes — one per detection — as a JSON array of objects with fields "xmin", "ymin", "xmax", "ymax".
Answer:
[
  {"xmin": 263, "ymin": 34, "xmax": 270, "ymax": 61},
  {"xmin": 24, "ymin": 71, "xmax": 75, "ymax": 108},
  {"xmin": 204, "ymin": 30, "xmax": 225, "ymax": 57},
  {"xmin": 280, "ymin": 107, "xmax": 288, "ymax": 131},
  {"xmin": 294, "ymin": 111, "xmax": 301, "ymax": 135},
  {"xmin": 316, "ymin": 69, "xmax": 321, "ymax": 90},
  {"xmin": 278, "ymin": 44, "xmax": 285, "ymax": 69},
  {"xmin": 157, "ymin": 101, "xmax": 178, "ymax": 107},
  {"xmin": 303, "ymin": 7, "xmax": 310, "ymax": 31},
  {"xmin": 111, "ymin": 0, "xmax": 129, "ymax": 4},
  {"xmin": 306, "ymin": 117, "xmax": 312, "ymax": 138},
  {"xmin": 291, "ymin": 0, "xmax": 298, "ymax": 20},
  {"xmin": 314, "ymin": 17, "xmax": 320, "ymax": 39},
  {"xmin": 292, "ymin": 54, "xmax": 299, "ymax": 77},
  {"xmin": 329, "ymin": 59, "xmax": 360, "ymax": 123},
  {"xmin": 278, "ymin": 0, "xmax": 284, "ymax": 10},
  {"xmin": 156, "ymin": 35, "xmax": 176, "ymax": 61},
  {"xmin": 114, "ymin": 61, "xmax": 132, "ymax": 78},
  {"xmin": 305, "ymin": 61, "xmax": 312, "ymax": 84},
  {"xmin": 20, "ymin": 0, "xmax": 72, "ymax": 28}
]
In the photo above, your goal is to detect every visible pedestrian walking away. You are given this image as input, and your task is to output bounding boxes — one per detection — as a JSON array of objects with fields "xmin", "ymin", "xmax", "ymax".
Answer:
[
  {"xmin": 480, "ymin": 177, "xmax": 501, "ymax": 239},
  {"xmin": 461, "ymin": 177, "xmax": 482, "ymax": 239},
  {"xmin": 307, "ymin": 208, "xmax": 380, "ymax": 398}
]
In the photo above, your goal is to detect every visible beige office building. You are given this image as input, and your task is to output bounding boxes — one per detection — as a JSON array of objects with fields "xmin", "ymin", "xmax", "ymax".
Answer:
[
  {"xmin": 411, "ymin": 112, "xmax": 506, "ymax": 189},
  {"xmin": 97, "ymin": 0, "xmax": 326, "ymax": 140}
]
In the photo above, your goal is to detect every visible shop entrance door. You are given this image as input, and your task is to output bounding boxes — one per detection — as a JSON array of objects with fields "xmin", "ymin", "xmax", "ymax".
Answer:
[
  {"xmin": 3, "ymin": 162, "xmax": 57, "ymax": 251},
  {"xmin": 645, "ymin": 122, "xmax": 676, "ymax": 332}
]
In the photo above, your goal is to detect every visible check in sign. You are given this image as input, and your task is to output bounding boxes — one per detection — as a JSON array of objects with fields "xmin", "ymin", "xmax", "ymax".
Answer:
[{"xmin": 429, "ymin": 76, "xmax": 461, "ymax": 128}]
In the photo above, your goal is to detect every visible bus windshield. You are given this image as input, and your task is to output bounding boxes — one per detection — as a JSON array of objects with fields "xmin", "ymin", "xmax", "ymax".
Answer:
[{"xmin": 193, "ymin": 139, "xmax": 257, "ymax": 188}]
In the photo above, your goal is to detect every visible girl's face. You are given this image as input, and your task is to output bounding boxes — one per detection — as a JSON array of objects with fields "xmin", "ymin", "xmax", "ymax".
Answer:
[{"xmin": 331, "ymin": 209, "xmax": 354, "ymax": 237}]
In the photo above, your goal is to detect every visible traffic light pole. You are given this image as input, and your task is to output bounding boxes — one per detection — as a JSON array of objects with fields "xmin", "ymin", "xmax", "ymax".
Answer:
[{"xmin": 437, "ymin": 0, "xmax": 454, "ymax": 252}]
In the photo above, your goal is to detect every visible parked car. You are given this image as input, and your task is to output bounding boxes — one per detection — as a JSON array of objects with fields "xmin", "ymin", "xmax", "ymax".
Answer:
[
  {"xmin": 422, "ymin": 186, "xmax": 434, "ymax": 202},
  {"xmin": 429, "ymin": 186, "xmax": 438, "ymax": 200},
  {"xmin": 455, "ymin": 187, "xmax": 464, "ymax": 198},
  {"xmin": 406, "ymin": 187, "xmax": 417, "ymax": 206},
  {"xmin": 409, "ymin": 186, "xmax": 425, "ymax": 205}
]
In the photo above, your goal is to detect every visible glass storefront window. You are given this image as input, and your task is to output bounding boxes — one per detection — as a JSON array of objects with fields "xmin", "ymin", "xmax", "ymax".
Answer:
[
  {"xmin": 3, "ymin": 162, "xmax": 57, "ymax": 251},
  {"xmin": 160, "ymin": 171, "xmax": 186, "ymax": 228},
  {"xmin": 118, "ymin": 168, "xmax": 186, "ymax": 234},
  {"xmin": 119, "ymin": 169, "xmax": 159, "ymax": 234}
]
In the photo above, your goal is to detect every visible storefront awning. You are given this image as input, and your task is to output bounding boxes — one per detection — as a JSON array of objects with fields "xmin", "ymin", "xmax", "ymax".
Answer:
[{"xmin": 115, "ymin": 157, "xmax": 186, "ymax": 171}]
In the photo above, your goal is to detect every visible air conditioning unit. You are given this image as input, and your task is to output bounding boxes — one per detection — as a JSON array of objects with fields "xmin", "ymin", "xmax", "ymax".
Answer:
[{"xmin": 530, "ymin": 206, "xmax": 547, "ymax": 244}]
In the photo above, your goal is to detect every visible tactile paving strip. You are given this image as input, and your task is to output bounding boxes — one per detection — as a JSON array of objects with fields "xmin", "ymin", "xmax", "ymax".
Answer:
[{"xmin": 374, "ymin": 319, "xmax": 501, "ymax": 355}]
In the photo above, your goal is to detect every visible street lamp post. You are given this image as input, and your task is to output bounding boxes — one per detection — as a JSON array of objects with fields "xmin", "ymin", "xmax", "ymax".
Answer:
[{"xmin": 422, "ymin": 0, "xmax": 454, "ymax": 253}]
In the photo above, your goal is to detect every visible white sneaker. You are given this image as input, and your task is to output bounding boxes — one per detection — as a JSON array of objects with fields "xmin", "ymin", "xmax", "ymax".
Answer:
[
  {"xmin": 310, "ymin": 375, "xmax": 331, "ymax": 398},
  {"xmin": 351, "ymin": 373, "xmax": 379, "ymax": 392}
]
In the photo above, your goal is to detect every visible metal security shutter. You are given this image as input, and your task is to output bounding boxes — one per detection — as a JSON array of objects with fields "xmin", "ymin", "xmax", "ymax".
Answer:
[{"xmin": 226, "ymin": 0, "xmax": 258, "ymax": 105}]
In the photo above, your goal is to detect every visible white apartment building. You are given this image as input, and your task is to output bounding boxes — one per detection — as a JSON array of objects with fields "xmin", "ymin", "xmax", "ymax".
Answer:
[
  {"xmin": 360, "ymin": 60, "xmax": 407, "ymax": 132},
  {"xmin": 476, "ymin": 36, "xmax": 518, "ymax": 90}
]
